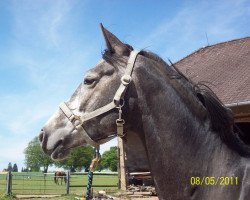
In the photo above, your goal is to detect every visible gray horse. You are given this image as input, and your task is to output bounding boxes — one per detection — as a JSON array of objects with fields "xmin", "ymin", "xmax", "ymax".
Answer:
[{"xmin": 39, "ymin": 24, "xmax": 250, "ymax": 199}]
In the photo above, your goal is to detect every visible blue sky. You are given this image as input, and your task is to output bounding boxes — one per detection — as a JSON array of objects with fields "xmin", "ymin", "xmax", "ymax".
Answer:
[{"xmin": 0, "ymin": 0, "xmax": 249, "ymax": 171}]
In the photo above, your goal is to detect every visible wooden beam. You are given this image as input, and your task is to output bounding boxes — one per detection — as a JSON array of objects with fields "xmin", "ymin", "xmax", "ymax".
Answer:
[
  {"xmin": 227, "ymin": 102, "xmax": 250, "ymax": 122},
  {"xmin": 118, "ymin": 137, "xmax": 127, "ymax": 190}
]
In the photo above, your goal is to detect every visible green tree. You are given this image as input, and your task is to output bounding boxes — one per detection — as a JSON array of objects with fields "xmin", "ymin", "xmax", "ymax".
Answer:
[
  {"xmin": 55, "ymin": 145, "xmax": 94, "ymax": 172},
  {"xmin": 7, "ymin": 162, "xmax": 12, "ymax": 172},
  {"xmin": 101, "ymin": 146, "xmax": 118, "ymax": 172},
  {"xmin": 12, "ymin": 163, "xmax": 18, "ymax": 172},
  {"xmin": 24, "ymin": 137, "xmax": 53, "ymax": 172}
]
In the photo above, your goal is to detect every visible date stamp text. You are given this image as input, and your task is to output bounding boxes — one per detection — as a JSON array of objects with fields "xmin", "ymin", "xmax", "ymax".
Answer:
[{"xmin": 190, "ymin": 176, "xmax": 239, "ymax": 186}]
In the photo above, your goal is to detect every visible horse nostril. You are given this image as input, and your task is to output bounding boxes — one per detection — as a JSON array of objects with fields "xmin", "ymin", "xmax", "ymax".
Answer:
[{"xmin": 39, "ymin": 130, "xmax": 45, "ymax": 142}]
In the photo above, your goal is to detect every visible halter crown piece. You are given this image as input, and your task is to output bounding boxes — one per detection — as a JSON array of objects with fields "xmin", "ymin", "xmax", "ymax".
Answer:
[{"xmin": 59, "ymin": 50, "xmax": 140, "ymax": 148}]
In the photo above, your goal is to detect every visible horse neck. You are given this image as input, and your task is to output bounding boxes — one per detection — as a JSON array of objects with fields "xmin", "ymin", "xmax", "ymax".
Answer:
[{"xmin": 132, "ymin": 56, "xmax": 243, "ymax": 198}]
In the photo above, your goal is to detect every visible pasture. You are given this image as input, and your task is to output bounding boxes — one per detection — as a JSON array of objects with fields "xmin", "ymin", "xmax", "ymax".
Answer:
[{"xmin": 0, "ymin": 172, "xmax": 118, "ymax": 199}]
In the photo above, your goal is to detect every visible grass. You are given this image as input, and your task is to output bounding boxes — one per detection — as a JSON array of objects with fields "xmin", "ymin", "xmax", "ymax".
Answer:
[
  {"xmin": 1, "ymin": 194, "xmax": 80, "ymax": 200},
  {"xmin": 0, "ymin": 173, "xmax": 7, "ymax": 195},
  {"xmin": 0, "ymin": 172, "xmax": 118, "ymax": 199}
]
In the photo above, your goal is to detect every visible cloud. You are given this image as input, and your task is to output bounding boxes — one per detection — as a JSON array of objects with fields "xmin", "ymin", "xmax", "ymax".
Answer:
[
  {"xmin": 139, "ymin": 0, "xmax": 250, "ymax": 62},
  {"xmin": 100, "ymin": 139, "xmax": 117, "ymax": 154},
  {"xmin": 10, "ymin": 0, "xmax": 78, "ymax": 49},
  {"xmin": 0, "ymin": 0, "xmax": 93, "ymax": 170},
  {"xmin": 0, "ymin": 49, "xmax": 91, "ymax": 137},
  {"xmin": 0, "ymin": 137, "xmax": 27, "ymax": 161},
  {"xmin": 0, "ymin": 0, "xmax": 95, "ymax": 138},
  {"xmin": 0, "ymin": 0, "xmax": 110, "ymax": 171},
  {"xmin": 0, "ymin": 136, "xmax": 28, "ymax": 171}
]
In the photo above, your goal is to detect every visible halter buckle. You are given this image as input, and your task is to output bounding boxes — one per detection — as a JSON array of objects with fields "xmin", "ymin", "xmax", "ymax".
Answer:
[
  {"xmin": 116, "ymin": 119, "xmax": 125, "ymax": 137},
  {"xmin": 69, "ymin": 115, "xmax": 82, "ymax": 127},
  {"xmin": 116, "ymin": 119, "xmax": 125, "ymax": 124}
]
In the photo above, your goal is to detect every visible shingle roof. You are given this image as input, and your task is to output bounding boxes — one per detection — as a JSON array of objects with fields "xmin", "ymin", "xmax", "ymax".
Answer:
[{"xmin": 174, "ymin": 37, "xmax": 250, "ymax": 105}]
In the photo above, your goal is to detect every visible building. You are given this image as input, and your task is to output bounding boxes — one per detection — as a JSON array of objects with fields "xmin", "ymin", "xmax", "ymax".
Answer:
[{"xmin": 175, "ymin": 36, "xmax": 250, "ymax": 132}]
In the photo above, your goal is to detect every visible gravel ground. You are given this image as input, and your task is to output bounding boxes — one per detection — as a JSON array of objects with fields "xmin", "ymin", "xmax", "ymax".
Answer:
[{"xmin": 15, "ymin": 194, "xmax": 159, "ymax": 200}]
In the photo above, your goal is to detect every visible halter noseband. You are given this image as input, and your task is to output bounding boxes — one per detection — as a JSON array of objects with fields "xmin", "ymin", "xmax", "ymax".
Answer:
[{"xmin": 59, "ymin": 50, "xmax": 140, "ymax": 147}]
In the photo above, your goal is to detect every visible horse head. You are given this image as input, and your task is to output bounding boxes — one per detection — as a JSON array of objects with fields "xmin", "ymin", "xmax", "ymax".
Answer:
[{"xmin": 39, "ymin": 24, "xmax": 141, "ymax": 160}]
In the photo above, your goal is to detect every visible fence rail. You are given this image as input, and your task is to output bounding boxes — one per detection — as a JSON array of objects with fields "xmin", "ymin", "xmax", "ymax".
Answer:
[{"xmin": 0, "ymin": 171, "xmax": 118, "ymax": 195}]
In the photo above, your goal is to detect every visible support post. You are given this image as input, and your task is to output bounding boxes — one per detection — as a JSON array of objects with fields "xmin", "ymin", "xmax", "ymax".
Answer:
[
  {"xmin": 6, "ymin": 171, "xmax": 12, "ymax": 195},
  {"xmin": 66, "ymin": 171, "xmax": 70, "ymax": 194},
  {"xmin": 118, "ymin": 137, "xmax": 127, "ymax": 190}
]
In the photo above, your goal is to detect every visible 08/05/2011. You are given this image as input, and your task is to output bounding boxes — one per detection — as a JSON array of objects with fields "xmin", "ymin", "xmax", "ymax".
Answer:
[{"xmin": 190, "ymin": 176, "xmax": 239, "ymax": 186}]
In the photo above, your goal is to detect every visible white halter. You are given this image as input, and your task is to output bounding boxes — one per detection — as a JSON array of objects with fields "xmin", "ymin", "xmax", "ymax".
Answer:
[{"xmin": 59, "ymin": 50, "xmax": 140, "ymax": 147}]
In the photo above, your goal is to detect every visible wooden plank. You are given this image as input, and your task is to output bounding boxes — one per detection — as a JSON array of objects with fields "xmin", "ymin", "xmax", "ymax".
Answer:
[
  {"xmin": 70, "ymin": 172, "xmax": 117, "ymax": 176},
  {"xmin": 66, "ymin": 171, "xmax": 70, "ymax": 194},
  {"xmin": 129, "ymin": 172, "xmax": 151, "ymax": 176},
  {"xmin": 6, "ymin": 171, "xmax": 12, "ymax": 195},
  {"xmin": 69, "ymin": 184, "xmax": 117, "ymax": 187},
  {"xmin": 118, "ymin": 137, "xmax": 127, "ymax": 190},
  {"xmin": 228, "ymin": 103, "xmax": 250, "ymax": 122}
]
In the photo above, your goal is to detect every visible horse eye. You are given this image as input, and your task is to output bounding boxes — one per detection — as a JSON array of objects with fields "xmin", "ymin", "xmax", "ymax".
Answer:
[{"xmin": 84, "ymin": 77, "xmax": 96, "ymax": 85}]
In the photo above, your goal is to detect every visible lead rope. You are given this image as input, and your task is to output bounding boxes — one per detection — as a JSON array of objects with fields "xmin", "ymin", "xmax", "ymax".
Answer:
[{"xmin": 86, "ymin": 146, "xmax": 100, "ymax": 200}]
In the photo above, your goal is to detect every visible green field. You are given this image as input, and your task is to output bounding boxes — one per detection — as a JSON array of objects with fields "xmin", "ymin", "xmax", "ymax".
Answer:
[
  {"xmin": 0, "ymin": 173, "xmax": 7, "ymax": 195},
  {"xmin": 0, "ymin": 172, "xmax": 118, "ymax": 199}
]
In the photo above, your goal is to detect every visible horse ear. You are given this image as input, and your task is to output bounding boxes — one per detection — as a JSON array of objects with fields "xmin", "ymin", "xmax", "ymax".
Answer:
[{"xmin": 100, "ymin": 23, "xmax": 130, "ymax": 56}]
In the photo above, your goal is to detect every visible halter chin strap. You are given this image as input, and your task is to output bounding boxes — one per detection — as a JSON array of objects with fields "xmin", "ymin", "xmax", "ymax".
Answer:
[{"xmin": 59, "ymin": 50, "xmax": 140, "ymax": 148}]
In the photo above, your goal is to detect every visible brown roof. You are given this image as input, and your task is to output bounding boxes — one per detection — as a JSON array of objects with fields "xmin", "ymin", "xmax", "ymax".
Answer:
[{"xmin": 174, "ymin": 37, "xmax": 250, "ymax": 105}]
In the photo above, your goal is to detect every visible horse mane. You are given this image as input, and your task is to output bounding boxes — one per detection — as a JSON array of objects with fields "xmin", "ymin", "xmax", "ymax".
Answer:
[
  {"xmin": 103, "ymin": 49, "xmax": 250, "ymax": 157},
  {"xmin": 193, "ymin": 83, "xmax": 250, "ymax": 157},
  {"xmin": 142, "ymin": 51, "xmax": 250, "ymax": 157}
]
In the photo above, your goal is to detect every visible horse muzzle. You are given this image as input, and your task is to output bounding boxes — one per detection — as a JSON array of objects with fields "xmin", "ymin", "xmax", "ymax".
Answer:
[
  {"xmin": 39, "ymin": 129, "xmax": 50, "ymax": 153},
  {"xmin": 39, "ymin": 129, "xmax": 64, "ymax": 158}
]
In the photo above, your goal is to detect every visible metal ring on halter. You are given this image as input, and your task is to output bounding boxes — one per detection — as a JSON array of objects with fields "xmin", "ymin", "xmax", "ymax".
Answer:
[{"xmin": 121, "ymin": 75, "xmax": 132, "ymax": 86}]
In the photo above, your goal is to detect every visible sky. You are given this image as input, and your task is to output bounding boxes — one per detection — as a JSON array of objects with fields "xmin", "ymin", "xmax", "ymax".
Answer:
[{"xmin": 0, "ymin": 0, "xmax": 249, "ymax": 171}]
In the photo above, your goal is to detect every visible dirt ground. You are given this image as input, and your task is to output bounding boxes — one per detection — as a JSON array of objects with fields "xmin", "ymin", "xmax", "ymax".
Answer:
[
  {"xmin": 15, "ymin": 194, "xmax": 159, "ymax": 200},
  {"xmin": 15, "ymin": 194, "xmax": 62, "ymax": 199}
]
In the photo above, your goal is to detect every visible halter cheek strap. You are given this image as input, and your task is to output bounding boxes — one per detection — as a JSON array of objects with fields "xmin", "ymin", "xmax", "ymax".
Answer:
[{"xmin": 59, "ymin": 50, "xmax": 140, "ymax": 147}]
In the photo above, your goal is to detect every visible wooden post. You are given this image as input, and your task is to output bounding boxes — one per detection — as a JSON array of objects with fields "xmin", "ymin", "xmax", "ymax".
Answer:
[
  {"xmin": 43, "ymin": 173, "xmax": 46, "ymax": 194},
  {"xmin": 66, "ymin": 171, "xmax": 70, "ymax": 194},
  {"xmin": 118, "ymin": 137, "xmax": 127, "ymax": 190},
  {"xmin": 6, "ymin": 171, "xmax": 12, "ymax": 195}
]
